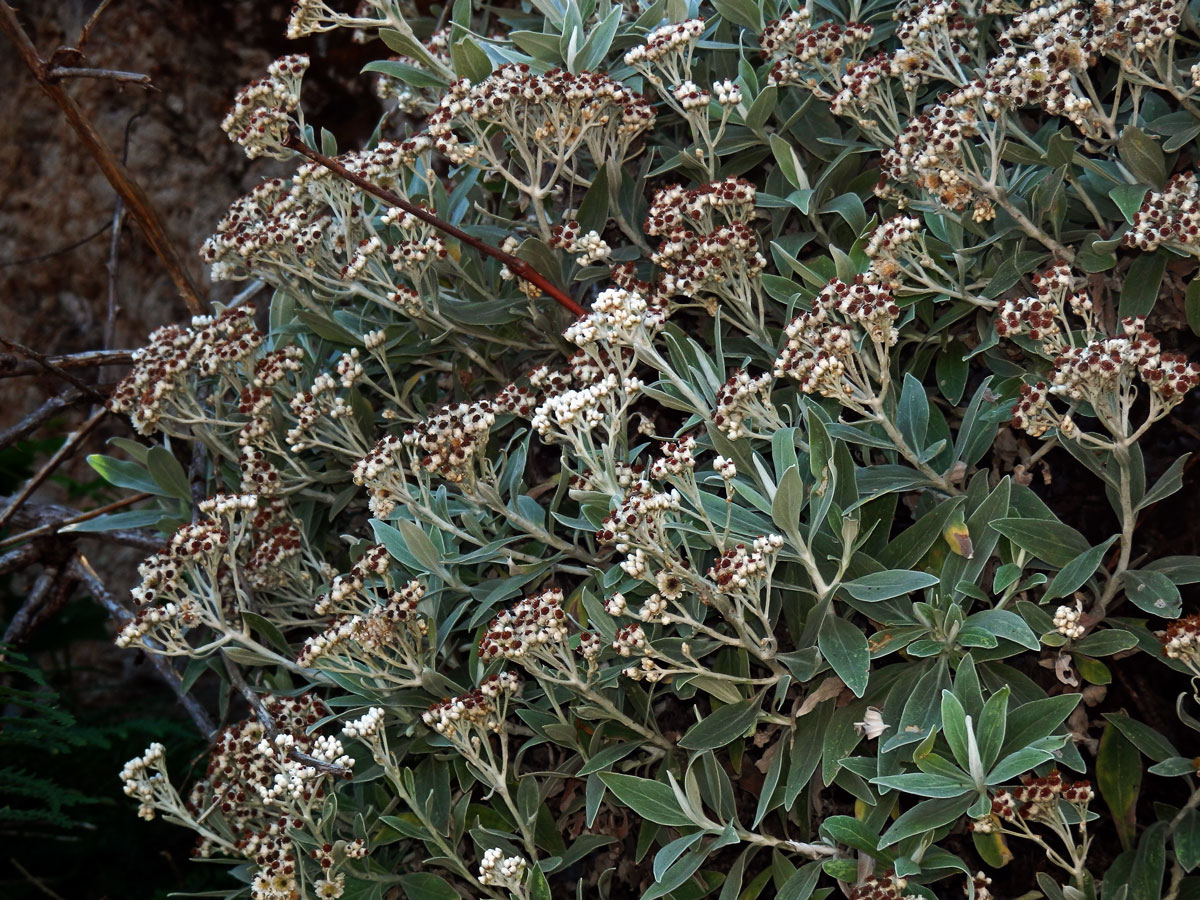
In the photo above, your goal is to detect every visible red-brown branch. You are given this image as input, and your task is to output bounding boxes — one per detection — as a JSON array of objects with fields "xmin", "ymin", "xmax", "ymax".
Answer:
[{"xmin": 283, "ymin": 133, "xmax": 587, "ymax": 319}]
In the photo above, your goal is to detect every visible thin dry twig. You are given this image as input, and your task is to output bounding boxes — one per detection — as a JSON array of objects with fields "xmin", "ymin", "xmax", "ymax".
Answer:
[
  {"xmin": 70, "ymin": 554, "xmax": 215, "ymax": 737},
  {"xmin": 0, "ymin": 391, "xmax": 88, "ymax": 452},
  {"xmin": 0, "ymin": 1, "xmax": 203, "ymax": 314},
  {"xmin": 283, "ymin": 132, "xmax": 587, "ymax": 318},
  {"xmin": 0, "ymin": 542, "xmax": 41, "ymax": 577},
  {"xmin": 0, "ymin": 407, "xmax": 107, "ymax": 532},
  {"xmin": 0, "ymin": 348, "xmax": 133, "ymax": 379},
  {"xmin": 0, "ymin": 491, "xmax": 156, "ymax": 550},
  {"xmin": 0, "ymin": 218, "xmax": 111, "ymax": 268},
  {"xmin": 105, "ymin": 201, "xmax": 127, "ymax": 351},
  {"xmin": 75, "ymin": 0, "xmax": 118, "ymax": 51},
  {"xmin": 9, "ymin": 857, "xmax": 67, "ymax": 900},
  {"xmin": 46, "ymin": 65, "xmax": 153, "ymax": 86},
  {"xmin": 0, "ymin": 336, "xmax": 107, "ymax": 401},
  {"xmin": 1, "ymin": 564, "xmax": 60, "ymax": 646}
]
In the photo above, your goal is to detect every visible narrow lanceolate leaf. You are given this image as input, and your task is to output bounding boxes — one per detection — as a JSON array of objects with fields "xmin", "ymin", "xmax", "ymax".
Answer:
[
  {"xmin": 679, "ymin": 698, "xmax": 761, "ymax": 751},
  {"xmin": 999, "ymin": 694, "xmax": 1080, "ymax": 757},
  {"xmin": 1097, "ymin": 722, "xmax": 1142, "ymax": 851},
  {"xmin": 1043, "ymin": 536, "xmax": 1118, "ymax": 602},
  {"xmin": 870, "ymin": 772, "xmax": 971, "ymax": 798},
  {"xmin": 841, "ymin": 570, "xmax": 940, "ymax": 602},
  {"xmin": 879, "ymin": 794, "xmax": 975, "ymax": 847},
  {"xmin": 1121, "ymin": 569, "xmax": 1183, "ymax": 618},
  {"xmin": 817, "ymin": 615, "xmax": 871, "ymax": 698},
  {"xmin": 989, "ymin": 517, "xmax": 1090, "ymax": 567},
  {"xmin": 596, "ymin": 773, "xmax": 694, "ymax": 827}
]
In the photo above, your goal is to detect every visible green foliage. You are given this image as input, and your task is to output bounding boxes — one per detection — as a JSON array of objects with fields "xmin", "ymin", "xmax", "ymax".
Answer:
[{"xmin": 82, "ymin": 0, "xmax": 1200, "ymax": 898}]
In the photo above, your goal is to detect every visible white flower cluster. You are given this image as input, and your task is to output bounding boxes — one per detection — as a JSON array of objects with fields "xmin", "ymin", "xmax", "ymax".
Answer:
[
  {"xmin": 421, "ymin": 672, "xmax": 520, "ymax": 737},
  {"xmin": 478, "ymin": 848, "xmax": 527, "ymax": 890},
  {"xmin": 426, "ymin": 65, "xmax": 655, "ymax": 172},
  {"xmin": 714, "ymin": 455, "xmax": 737, "ymax": 480},
  {"xmin": 550, "ymin": 220, "xmax": 612, "ymax": 266},
  {"xmin": 655, "ymin": 222, "xmax": 767, "ymax": 301},
  {"xmin": 713, "ymin": 78, "xmax": 742, "ymax": 107},
  {"xmin": 342, "ymin": 707, "xmax": 385, "ymax": 740},
  {"xmin": 597, "ymin": 483, "xmax": 681, "ymax": 552},
  {"xmin": 116, "ymin": 521, "xmax": 231, "ymax": 649},
  {"xmin": 759, "ymin": 9, "xmax": 813, "ymax": 58},
  {"xmin": 707, "ymin": 535, "xmax": 784, "ymax": 594},
  {"xmin": 1124, "ymin": 173, "xmax": 1200, "ymax": 255},
  {"xmin": 612, "ymin": 623, "xmax": 647, "ymax": 657},
  {"xmin": 648, "ymin": 435, "xmax": 697, "ymax": 480},
  {"xmin": 563, "ymin": 287, "xmax": 660, "ymax": 348},
  {"xmin": 774, "ymin": 278, "xmax": 901, "ymax": 402},
  {"xmin": 182, "ymin": 695, "xmax": 337, "ymax": 867},
  {"xmin": 532, "ymin": 370, "xmax": 642, "ymax": 442},
  {"xmin": 624, "ymin": 18, "xmax": 706, "ymax": 69},
  {"xmin": 1000, "ymin": 263, "xmax": 1200, "ymax": 439},
  {"xmin": 1053, "ymin": 603, "xmax": 1085, "ymax": 640},
  {"xmin": 477, "ymin": 587, "xmax": 569, "ymax": 663},
  {"xmin": 1160, "ymin": 616, "xmax": 1200, "ymax": 676},
  {"xmin": 297, "ymin": 581, "xmax": 426, "ymax": 668},
  {"xmin": 673, "ymin": 80, "xmax": 711, "ymax": 110},
  {"xmin": 222, "ymin": 55, "xmax": 309, "ymax": 159},
  {"xmin": 400, "ymin": 399, "xmax": 496, "ymax": 482},
  {"xmin": 119, "ymin": 742, "xmax": 168, "ymax": 821},
  {"xmin": 623, "ymin": 657, "xmax": 669, "ymax": 682},
  {"xmin": 764, "ymin": 19, "xmax": 875, "ymax": 94},
  {"xmin": 713, "ymin": 368, "xmax": 776, "ymax": 440},
  {"xmin": 256, "ymin": 732, "xmax": 354, "ymax": 805},
  {"xmin": 109, "ymin": 307, "xmax": 263, "ymax": 435},
  {"xmin": 645, "ymin": 177, "xmax": 757, "ymax": 236},
  {"xmin": 879, "ymin": 86, "xmax": 983, "ymax": 213},
  {"xmin": 862, "ymin": 215, "xmax": 925, "ymax": 289}
]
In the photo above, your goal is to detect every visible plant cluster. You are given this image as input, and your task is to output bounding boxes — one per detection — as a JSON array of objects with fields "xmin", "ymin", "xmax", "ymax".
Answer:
[{"xmin": 88, "ymin": 0, "xmax": 1200, "ymax": 897}]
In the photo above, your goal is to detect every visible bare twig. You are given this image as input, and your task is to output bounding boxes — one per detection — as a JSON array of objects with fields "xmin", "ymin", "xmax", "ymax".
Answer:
[
  {"xmin": 0, "ymin": 2, "xmax": 203, "ymax": 314},
  {"xmin": 0, "ymin": 349, "xmax": 133, "ymax": 379},
  {"xmin": 283, "ymin": 132, "xmax": 587, "ymax": 318},
  {"xmin": 46, "ymin": 66, "xmax": 153, "ymax": 86},
  {"xmin": 0, "ymin": 219, "xmax": 111, "ymax": 268},
  {"xmin": 24, "ymin": 570, "xmax": 79, "ymax": 640},
  {"xmin": 1, "ymin": 564, "xmax": 59, "ymax": 646},
  {"xmin": 76, "ymin": 0, "xmax": 118, "ymax": 50},
  {"xmin": 0, "ymin": 408, "xmax": 107, "ymax": 532},
  {"xmin": 9, "ymin": 858, "xmax": 67, "ymax": 900},
  {"xmin": 0, "ymin": 542, "xmax": 41, "ymax": 576},
  {"xmin": 0, "ymin": 391, "xmax": 87, "ymax": 452},
  {"xmin": 0, "ymin": 491, "xmax": 157, "ymax": 550},
  {"xmin": 70, "ymin": 554, "xmax": 215, "ymax": 737},
  {"xmin": 104, "ymin": 201, "xmax": 127, "ymax": 352},
  {"xmin": 0, "ymin": 336, "xmax": 107, "ymax": 401}
]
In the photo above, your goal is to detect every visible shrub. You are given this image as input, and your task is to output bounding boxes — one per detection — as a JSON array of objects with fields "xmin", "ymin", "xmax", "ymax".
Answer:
[{"xmin": 101, "ymin": 0, "xmax": 1200, "ymax": 898}]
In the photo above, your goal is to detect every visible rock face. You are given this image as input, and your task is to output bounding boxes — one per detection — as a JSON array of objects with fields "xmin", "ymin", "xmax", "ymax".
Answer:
[{"xmin": 0, "ymin": 0, "xmax": 379, "ymax": 370}]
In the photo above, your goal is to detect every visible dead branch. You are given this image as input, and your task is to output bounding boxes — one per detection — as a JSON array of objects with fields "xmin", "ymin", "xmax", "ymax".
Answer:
[
  {"xmin": 0, "ymin": 407, "xmax": 106, "ymax": 532},
  {"xmin": 0, "ymin": 391, "xmax": 88, "ymax": 452},
  {"xmin": 0, "ymin": 542, "xmax": 41, "ymax": 577},
  {"xmin": 1, "ymin": 564, "xmax": 59, "ymax": 646},
  {"xmin": 0, "ymin": 336, "xmax": 107, "ymax": 401},
  {"xmin": 0, "ymin": 1, "xmax": 203, "ymax": 314},
  {"xmin": 0, "ymin": 349, "xmax": 133, "ymax": 379},
  {"xmin": 0, "ymin": 492, "xmax": 158, "ymax": 550},
  {"xmin": 46, "ymin": 66, "xmax": 153, "ymax": 86}
]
